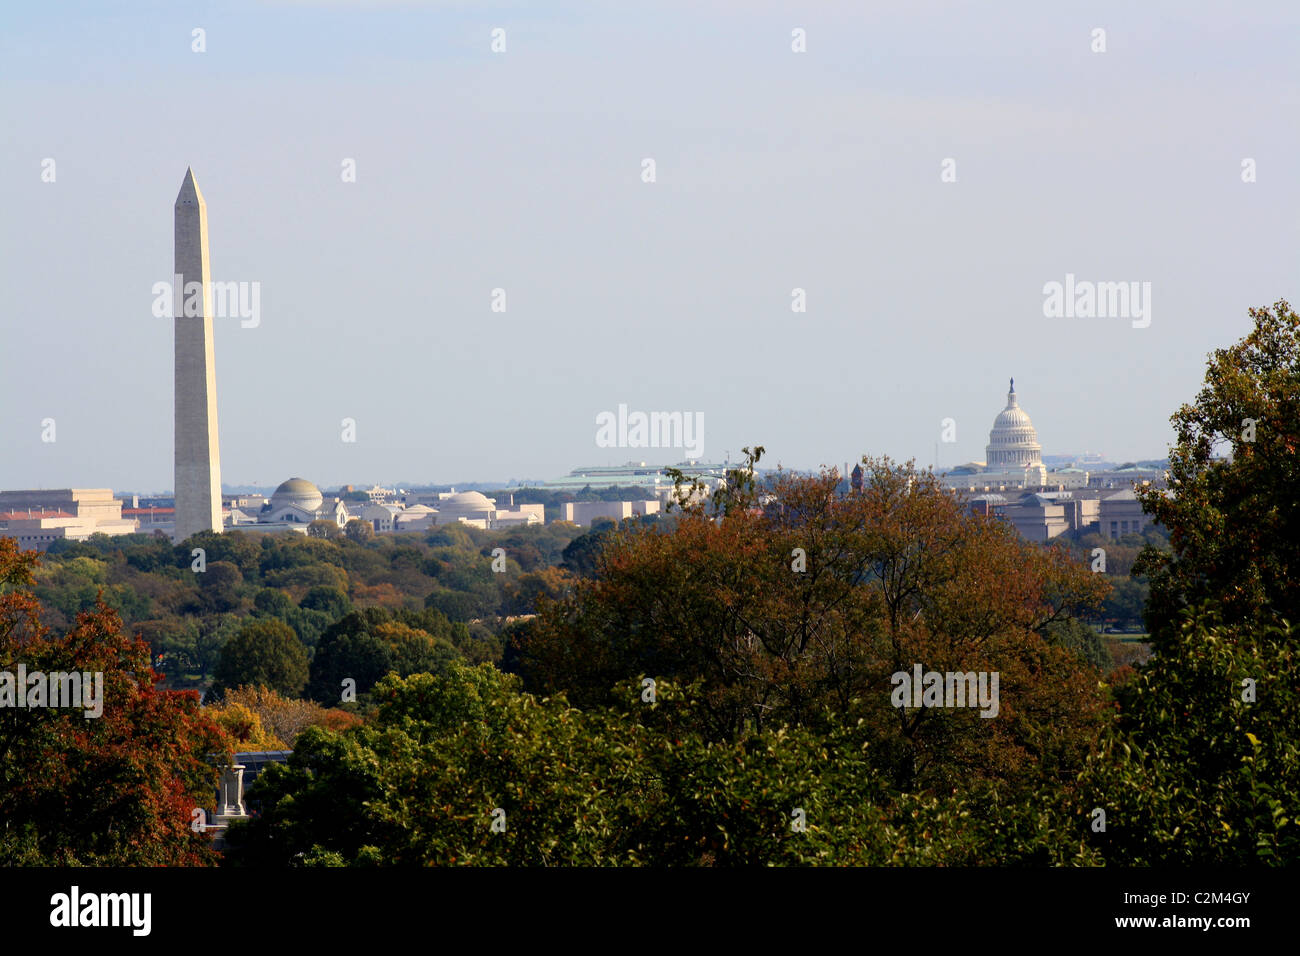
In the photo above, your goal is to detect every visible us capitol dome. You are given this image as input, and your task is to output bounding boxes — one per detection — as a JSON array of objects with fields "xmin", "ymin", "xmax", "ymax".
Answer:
[
  {"xmin": 941, "ymin": 378, "xmax": 1048, "ymax": 490},
  {"xmin": 985, "ymin": 378, "xmax": 1043, "ymax": 469}
]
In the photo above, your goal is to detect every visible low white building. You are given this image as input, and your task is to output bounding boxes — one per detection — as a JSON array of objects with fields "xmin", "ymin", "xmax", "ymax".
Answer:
[
  {"xmin": 561, "ymin": 500, "xmax": 660, "ymax": 527},
  {"xmin": 251, "ymin": 478, "xmax": 351, "ymax": 534},
  {"xmin": 0, "ymin": 489, "xmax": 140, "ymax": 551}
]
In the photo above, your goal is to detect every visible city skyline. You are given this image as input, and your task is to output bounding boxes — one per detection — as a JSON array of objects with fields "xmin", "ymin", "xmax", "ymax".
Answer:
[{"xmin": 5, "ymin": 1, "xmax": 1297, "ymax": 492}]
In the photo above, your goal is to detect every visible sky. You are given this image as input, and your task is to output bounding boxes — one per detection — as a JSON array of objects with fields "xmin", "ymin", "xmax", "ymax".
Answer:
[{"xmin": 3, "ymin": 0, "xmax": 1298, "ymax": 493}]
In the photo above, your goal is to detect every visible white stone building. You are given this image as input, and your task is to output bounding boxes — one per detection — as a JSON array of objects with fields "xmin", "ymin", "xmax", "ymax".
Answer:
[
  {"xmin": 0, "ymin": 489, "xmax": 140, "ymax": 551},
  {"xmin": 561, "ymin": 500, "xmax": 661, "ymax": 527},
  {"xmin": 251, "ymin": 478, "xmax": 351, "ymax": 534},
  {"xmin": 942, "ymin": 380, "xmax": 1048, "ymax": 491}
]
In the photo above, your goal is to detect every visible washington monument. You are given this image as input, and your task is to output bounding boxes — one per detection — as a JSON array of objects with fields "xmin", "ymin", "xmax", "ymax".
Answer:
[{"xmin": 173, "ymin": 168, "xmax": 223, "ymax": 542}]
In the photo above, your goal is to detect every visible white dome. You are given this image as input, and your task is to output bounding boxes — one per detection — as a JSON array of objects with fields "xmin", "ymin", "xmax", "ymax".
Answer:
[
  {"xmin": 443, "ymin": 491, "xmax": 493, "ymax": 508},
  {"xmin": 985, "ymin": 380, "xmax": 1042, "ymax": 469},
  {"xmin": 438, "ymin": 491, "xmax": 495, "ymax": 517},
  {"xmin": 270, "ymin": 477, "xmax": 323, "ymax": 512}
]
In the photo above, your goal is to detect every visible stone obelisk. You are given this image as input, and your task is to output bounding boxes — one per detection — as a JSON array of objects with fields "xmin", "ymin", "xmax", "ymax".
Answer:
[{"xmin": 173, "ymin": 168, "xmax": 223, "ymax": 542}]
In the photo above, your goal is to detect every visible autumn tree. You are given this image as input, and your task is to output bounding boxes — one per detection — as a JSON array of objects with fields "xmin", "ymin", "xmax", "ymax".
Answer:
[
  {"xmin": 0, "ymin": 538, "xmax": 229, "ymax": 865},
  {"xmin": 213, "ymin": 685, "xmax": 358, "ymax": 748},
  {"xmin": 344, "ymin": 518, "xmax": 374, "ymax": 544},
  {"xmin": 1136, "ymin": 300, "xmax": 1300, "ymax": 642},
  {"xmin": 515, "ymin": 452, "xmax": 1109, "ymax": 793}
]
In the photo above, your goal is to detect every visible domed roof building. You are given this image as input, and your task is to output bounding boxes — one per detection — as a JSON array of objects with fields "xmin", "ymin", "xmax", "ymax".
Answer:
[
  {"xmin": 434, "ymin": 491, "xmax": 497, "ymax": 528},
  {"xmin": 940, "ymin": 379, "xmax": 1047, "ymax": 491},
  {"xmin": 985, "ymin": 379, "xmax": 1043, "ymax": 469},
  {"xmin": 270, "ymin": 478, "xmax": 324, "ymax": 513},
  {"xmin": 258, "ymin": 477, "xmax": 350, "ymax": 531}
]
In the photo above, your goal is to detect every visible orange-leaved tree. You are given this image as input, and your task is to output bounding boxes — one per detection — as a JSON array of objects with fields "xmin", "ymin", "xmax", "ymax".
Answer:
[
  {"xmin": 0, "ymin": 537, "xmax": 229, "ymax": 865},
  {"xmin": 514, "ymin": 452, "xmax": 1109, "ymax": 793}
]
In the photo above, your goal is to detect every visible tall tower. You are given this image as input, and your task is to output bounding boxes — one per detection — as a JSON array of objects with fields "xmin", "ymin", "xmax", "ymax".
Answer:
[{"xmin": 173, "ymin": 168, "xmax": 223, "ymax": 542}]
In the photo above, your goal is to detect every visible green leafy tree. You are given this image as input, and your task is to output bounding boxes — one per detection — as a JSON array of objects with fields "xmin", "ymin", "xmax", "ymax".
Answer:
[
  {"xmin": 224, "ymin": 665, "xmax": 1095, "ymax": 867},
  {"xmin": 307, "ymin": 608, "xmax": 459, "ymax": 704},
  {"xmin": 212, "ymin": 618, "xmax": 310, "ymax": 699},
  {"xmin": 253, "ymin": 587, "xmax": 294, "ymax": 618},
  {"xmin": 300, "ymin": 585, "xmax": 352, "ymax": 619},
  {"xmin": 344, "ymin": 519, "xmax": 374, "ymax": 544},
  {"xmin": 1136, "ymin": 300, "xmax": 1300, "ymax": 642},
  {"xmin": 1081, "ymin": 604, "xmax": 1299, "ymax": 864},
  {"xmin": 1040, "ymin": 617, "xmax": 1110, "ymax": 671},
  {"xmin": 198, "ymin": 560, "xmax": 243, "ymax": 614},
  {"xmin": 178, "ymin": 530, "xmax": 262, "ymax": 578}
]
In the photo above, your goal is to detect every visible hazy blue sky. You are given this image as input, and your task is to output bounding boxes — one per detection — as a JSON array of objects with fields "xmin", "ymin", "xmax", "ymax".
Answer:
[{"xmin": 3, "ymin": 1, "xmax": 1298, "ymax": 492}]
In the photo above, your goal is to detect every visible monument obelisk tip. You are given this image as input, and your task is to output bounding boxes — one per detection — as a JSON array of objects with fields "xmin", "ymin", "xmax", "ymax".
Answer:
[{"xmin": 176, "ymin": 167, "xmax": 204, "ymax": 206}]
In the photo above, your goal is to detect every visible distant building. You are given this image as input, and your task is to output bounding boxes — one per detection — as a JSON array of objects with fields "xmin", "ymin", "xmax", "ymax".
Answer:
[
  {"xmin": 395, "ymin": 504, "xmax": 438, "ymax": 532},
  {"xmin": 541, "ymin": 461, "xmax": 729, "ymax": 496},
  {"xmin": 941, "ymin": 379, "xmax": 1047, "ymax": 491},
  {"xmin": 941, "ymin": 380, "xmax": 1166, "ymax": 494},
  {"xmin": 561, "ymin": 500, "xmax": 661, "ymax": 527},
  {"xmin": 123, "ymin": 505, "xmax": 175, "ymax": 536},
  {"xmin": 492, "ymin": 503, "xmax": 546, "ymax": 529},
  {"xmin": 0, "ymin": 489, "xmax": 139, "ymax": 551},
  {"xmin": 247, "ymin": 478, "xmax": 351, "ymax": 534},
  {"xmin": 1098, "ymin": 489, "xmax": 1149, "ymax": 538},
  {"xmin": 964, "ymin": 486, "xmax": 1151, "ymax": 542},
  {"xmin": 358, "ymin": 502, "xmax": 404, "ymax": 533},
  {"xmin": 350, "ymin": 489, "xmax": 545, "ymax": 533}
]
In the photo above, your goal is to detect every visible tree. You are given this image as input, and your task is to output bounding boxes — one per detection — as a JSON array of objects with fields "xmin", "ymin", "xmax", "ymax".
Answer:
[
  {"xmin": 560, "ymin": 524, "xmax": 614, "ymax": 577},
  {"xmin": 300, "ymin": 585, "xmax": 352, "ymax": 619},
  {"xmin": 178, "ymin": 530, "xmax": 262, "ymax": 579},
  {"xmin": 307, "ymin": 519, "xmax": 342, "ymax": 540},
  {"xmin": 423, "ymin": 549, "xmax": 501, "ymax": 622},
  {"xmin": 344, "ymin": 519, "xmax": 374, "ymax": 544},
  {"xmin": 306, "ymin": 608, "xmax": 460, "ymax": 704},
  {"xmin": 216, "ymin": 685, "xmax": 352, "ymax": 748},
  {"xmin": 206, "ymin": 700, "xmax": 286, "ymax": 750},
  {"xmin": 0, "ymin": 538, "xmax": 229, "ymax": 865},
  {"xmin": 253, "ymin": 587, "xmax": 294, "ymax": 618},
  {"xmin": 223, "ymin": 665, "xmax": 1092, "ymax": 867},
  {"xmin": 1081, "ymin": 603, "xmax": 1299, "ymax": 864},
  {"xmin": 1136, "ymin": 300, "xmax": 1300, "ymax": 642},
  {"xmin": 1040, "ymin": 617, "xmax": 1110, "ymax": 671},
  {"xmin": 211, "ymin": 618, "xmax": 310, "ymax": 699},
  {"xmin": 197, "ymin": 560, "xmax": 243, "ymax": 614},
  {"xmin": 516, "ymin": 454, "xmax": 1109, "ymax": 793}
]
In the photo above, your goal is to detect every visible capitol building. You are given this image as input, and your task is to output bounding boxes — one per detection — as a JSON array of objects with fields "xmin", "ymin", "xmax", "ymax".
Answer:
[{"xmin": 941, "ymin": 379, "xmax": 1049, "ymax": 491}]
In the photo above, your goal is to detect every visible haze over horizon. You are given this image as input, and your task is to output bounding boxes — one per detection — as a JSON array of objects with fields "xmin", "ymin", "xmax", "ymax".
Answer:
[{"xmin": 4, "ymin": 1, "xmax": 1298, "ymax": 493}]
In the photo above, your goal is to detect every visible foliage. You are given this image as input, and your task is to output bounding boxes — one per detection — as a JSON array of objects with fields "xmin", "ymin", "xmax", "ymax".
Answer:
[
  {"xmin": 516, "ymin": 455, "xmax": 1109, "ymax": 794},
  {"xmin": 217, "ymin": 685, "xmax": 351, "ymax": 748},
  {"xmin": 1041, "ymin": 617, "xmax": 1111, "ymax": 672},
  {"xmin": 1136, "ymin": 300, "xmax": 1300, "ymax": 642},
  {"xmin": 0, "ymin": 537, "xmax": 229, "ymax": 865},
  {"xmin": 1080, "ymin": 604, "xmax": 1299, "ymax": 864},
  {"xmin": 225, "ymin": 664, "xmax": 1097, "ymax": 866},
  {"xmin": 207, "ymin": 701, "xmax": 286, "ymax": 750},
  {"xmin": 306, "ymin": 608, "xmax": 463, "ymax": 705},
  {"xmin": 211, "ymin": 618, "xmax": 310, "ymax": 700}
]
